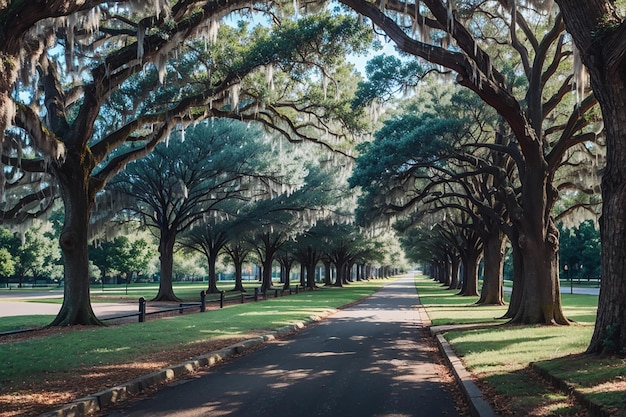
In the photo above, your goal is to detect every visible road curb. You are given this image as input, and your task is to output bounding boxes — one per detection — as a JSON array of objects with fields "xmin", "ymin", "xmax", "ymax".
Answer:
[
  {"xmin": 39, "ymin": 309, "xmax": 338, "ymax": 417},
  {"xmin": 433, "ymin": 333, "xmax": 499, "ymax": 417},
  {"xmin": 416, "ymin": 304, "xmax": 499, "ymax": 417}
]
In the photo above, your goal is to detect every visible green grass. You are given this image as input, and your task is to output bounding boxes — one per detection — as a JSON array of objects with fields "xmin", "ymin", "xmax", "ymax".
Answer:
[
  {"xmin": 0, "ymin": 316, "xmax": 55, "ymax": 332},
  {"xmin": 416, "ymin": 279, "xmax": 509, "ymax": 325},
  {"xmin": 0, "ymin": 279, "xmax": 387, "ymax": 390},
  {"xmin": 415, "ymin": 275, "xmax": 626, "ymax": 416}
]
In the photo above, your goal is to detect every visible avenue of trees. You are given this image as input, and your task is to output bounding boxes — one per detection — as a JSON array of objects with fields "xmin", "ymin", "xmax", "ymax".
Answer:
[
  {"xmin": 343, "ymin": 0, "xmax": 626, "ymax": 355},
  {"xmin": 1, "ymin": 1, "xmax": 626, "ymax": 356}
]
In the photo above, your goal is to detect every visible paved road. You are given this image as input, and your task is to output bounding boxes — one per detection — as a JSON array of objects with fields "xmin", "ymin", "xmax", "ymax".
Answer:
[
  {"xmin": 0, "ymin": 289, "xmax": 141, "ymax": 319},
  {"xmin": 104, "ymin": 275, "xmax": 463, "ymax": 417}
]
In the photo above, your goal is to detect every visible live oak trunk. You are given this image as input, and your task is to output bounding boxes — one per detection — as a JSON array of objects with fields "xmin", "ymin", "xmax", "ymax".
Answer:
[
  {"xmin": 441, "ymin": 262, "xmax": 449, "ymax": 284},
  {"xmin": 226, "ymin": 246, "xmax": 247, "ymax": 292},
  {"xmin": 459, "ymin": 249, "xmax": 480, "ymax": 297},
  {"xmin": 501, "ymin": 238, "xmax": 524, "ymax": 319},
  {"xmin": 153, "ymin": 231, "xmax": 180, "ymax": 301},
  {"xmin": 49, "ymin": 154, "xmax": 103, "ymax": 326},
  {"xmin": 477, "ymin": 228, "xmax": 506, "ymax": 305},
  {"xmin": 507, "ymin": 158, "xmax": 567, "ymax": 325},
  {"xmin": 333, "ymin": 260, "xmax": 347, "ymax": 287},
  {"xmin": 206, "ymin": 253, "xmax": 220, "ymax": 294},
  {"xmin": 449, "ymin": 256, "xmax": 461, "ymax": 290},
  {"xmin": 282, "ymin": 263, "xmax": 292, "ymax": 290},
  {"xmin": 585, "ymin": 55, "xmax": 626, "ymax": 352},
  {"xmin": 555, "ymin": 0, "xmax": 626, "ymax": 353},
  {"xmin": 306, "ymin": 263, "xmax": 317, "ymax": 288},
  {"xmin": 323, "ymin": 260, "xmax": 332, "ymax": 286},
  {"xmin": 261, "ymin": 256, "xmax": 274, "ymax": 293},
  {"xmin": 459, "ymin": 256, "xmax": 478, "ymax": 297},
  {"xmin": 232, "ymin": 261, "xmax": 245, "ymax": 292}
]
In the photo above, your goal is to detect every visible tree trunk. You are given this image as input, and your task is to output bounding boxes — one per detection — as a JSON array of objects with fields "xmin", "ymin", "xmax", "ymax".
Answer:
[
  {"xmin": 232, "ymin": 261, "xmax": 245, "ymax": 292},
  {"xmin": 261, "ymin": 257, "xmax": 274, "ymax": 293},
  {"xmin": 439, "ymin": 261, "xmax": 452, "ymax": 287},
  {"xmin": 555, "ymin": 0, "xmax": 626, "ymax": 354},
  {"xmin": 333, "ymin": 261, "xmax": 346, "ymax": 287},
  {"xmin": 153, "ymin": 231, "xmax": 180, "ymax": 301},
  {"xmin": 49, "ymin": 161, "xmax": 103, "ymax": 326},
  {"xmin": 501, "ymin": 236, "xmax": 524, "ymax": 319},
  {"xmin": 323, "ymin": 260, "xmax": 332, "ymax": 286},
  {"xmin": 477, "ymin": 228, "xmax": 506, "ymax": 305},
  {"xmin": 449, "ymin": 256, "xmax": 461, "ymax": 290},
  {"xmin": 586, "ymin": 77, "xmax": 626, "ymax": 352},
  {"xmin": 306, "ymin": 262, "xmax": 317, "ymax": 288},
  {"xmin": 226, "ymin": 245, "xmax": 247, "ymax": 292},
  {"xmin": 510, "ymin": 216, "xmax": 567, "ymax": 324},
  {"xmin": 282, "ymin": 263, "xmax": 292, "ymax": 290},
  {"xmin": 206, "ymin": 252, "xmax": 220, "ymax": 294},
  {"xmin": 459, "ymin": 249, "xmax": 480, "ymax": 297}
]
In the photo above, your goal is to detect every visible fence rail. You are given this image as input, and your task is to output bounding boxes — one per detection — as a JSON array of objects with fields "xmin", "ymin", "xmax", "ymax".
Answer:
[{"xmin": 0, "ymin": 285, "xmax": 315, "ymax": 336}]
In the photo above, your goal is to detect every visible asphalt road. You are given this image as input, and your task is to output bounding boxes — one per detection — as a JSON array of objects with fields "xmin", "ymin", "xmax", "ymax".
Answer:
[{"xmin": 105, "ymin": 275, "xmax": 463, "ymax": 417}]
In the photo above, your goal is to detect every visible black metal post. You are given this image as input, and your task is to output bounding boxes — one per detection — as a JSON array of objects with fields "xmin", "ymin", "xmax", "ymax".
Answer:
[
  {"xmin": 138, "ymin": 297, "xmax": 146, "ymax": 323},
  {"xmin": 200, "ymin": 290, "xmax": 206, "ymax": 312},
  {"xmin": 220, "ymin": 290, "xmax": 225, "ymax": 308}
]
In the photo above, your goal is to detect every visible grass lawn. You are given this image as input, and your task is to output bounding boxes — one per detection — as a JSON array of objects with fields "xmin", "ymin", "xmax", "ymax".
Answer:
[{"xmin": 415, "ymin": 275, "xmax": 625, "ymax": 416}]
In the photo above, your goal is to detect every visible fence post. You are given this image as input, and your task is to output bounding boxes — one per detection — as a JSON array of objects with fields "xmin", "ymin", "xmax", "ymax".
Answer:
[
  {"xmin": 240, "ymin": 292, "xmax": 244, "ymax": 304},
  {"xmin": 254, "ymin": 287, "xmax": 259, "ymax": 302},
  {"xmin": 295, "ymin": 285, "xmax": 299, "ymax": 294},
  {"xmin": 179, "ymin": 303, "xmax": 184, "ymax": 314},
  {"xmin": 274, "ymin": 289, "xmax": 278, "ymax": 298},
  {"xmin": 200, "ymin": 290, "xmax": 206, "ymax": 312},
  {"xmin": 220, "ymin": 290, "xmax": 225, "ymax": 308},
  {"xmin": 138, "ymin": 297, "xmax": 146, "ymax": 323}
]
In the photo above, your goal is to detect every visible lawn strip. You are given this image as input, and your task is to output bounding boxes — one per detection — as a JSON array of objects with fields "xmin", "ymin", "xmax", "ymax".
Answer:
[{"xmin": 415, "ymin": 274, "xmax": 618, "ymax": 416}]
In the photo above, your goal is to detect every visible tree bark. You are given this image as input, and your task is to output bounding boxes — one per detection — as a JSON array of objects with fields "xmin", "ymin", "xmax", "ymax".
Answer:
[
  {"xmin": 261, "ymin": 256, "xmax": 274, "ymax": 293},
  {"xmin": 449, "ymin": 256, "xmax": 461, "ymax": 290},
  {"xmin": 506, "ymin": 157, "xmax": 568, "ymax": 324},
  {"xmin": 225, "ymin": 245, "xmax": 248, "ymax": 292},
  {"xmin": 232, "ymin": 261, "xmax": 245, "ymax": 292},
  {"xmin": 206, "ymin": 251, "xmax": 220, "ymax": 294},
  {"xmin": 153, "ymin": 231, "xmax": 180, "ymax": 301},
  {"xmin": 586, "ymin": 63, "xmax": 626, "ymax": 352},
  {"xmin": 556, "ymin": 0, "xmax": 626, "ymax": 353},
  {"xmin": 49, "ymin": 156, "xmax": 103, "ymax": 326},
  {"xmin": 459, "ymin": 248, "xmax": 480, "ymax": 297},
  {"xmin": 323, "ymin": 260, "xmax": 333, "ymax": 286},
  {"xmin": 333, "ymin": 261, "xmax": 345, "ymax": 287},
  {"xmin": 477, "ymin": 228, "xmax": 506, "ymax": 305},
  {"xmin": 501, "ymin": 235, "xmax": 524, "ymax": 319},
  {"xmin": 282, "ymin": 262, "xmax": 292, "ymax": 290},
  {"xmin": 304, "ymin": 263, "xmax": 315, "ymax": 288}
]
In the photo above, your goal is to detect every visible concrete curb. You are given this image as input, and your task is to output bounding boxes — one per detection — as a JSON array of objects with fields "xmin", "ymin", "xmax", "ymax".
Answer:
[
  {"xmin": 416, "ymin": 304, "xmax": 499, "ymax": 417},
  {"xmin": 433, "ymin": 333, "xmax": 499, "ymax": 417},
  {"xmin": 39, "ymin": 309, "xmax": 338, "ymax": 417}
]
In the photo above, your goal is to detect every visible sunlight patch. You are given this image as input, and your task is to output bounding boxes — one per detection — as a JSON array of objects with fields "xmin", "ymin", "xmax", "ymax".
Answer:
[
  {"xmin": 90, "ymin": 346, "xmax": 131, "ymax": 354},
  {"xmin": 297, "ymin": 351, "xmax": 356, "ymax": 358}
]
